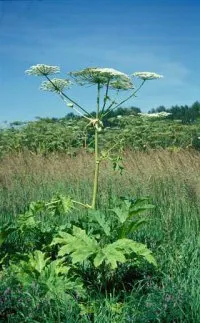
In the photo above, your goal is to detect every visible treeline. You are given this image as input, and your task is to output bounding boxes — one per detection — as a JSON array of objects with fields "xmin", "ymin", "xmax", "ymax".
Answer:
[
  {"xmin": 35, "ymin": 107, "xmax": 141, "ymax": 124},
  {"xmin": 149, "ymin": 101, "xmax": 200, "ymax": 124},
  {"xmin": 39, "ymin": 101, "xmax": 200, "ymax": 125},
  {"xmin": 7, "ymin": 101, "xmax": 200, "ymax": 128}
]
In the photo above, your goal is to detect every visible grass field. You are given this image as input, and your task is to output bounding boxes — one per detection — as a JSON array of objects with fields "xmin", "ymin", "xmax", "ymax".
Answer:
[{"xmin": 1, "ymin": 149, "xmax": 200, "ymax": 322}]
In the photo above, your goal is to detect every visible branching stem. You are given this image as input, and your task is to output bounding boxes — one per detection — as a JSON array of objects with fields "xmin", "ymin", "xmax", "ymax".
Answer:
[
  {"xmin": 102, "ymin": 80, "xmax": 145, "ymax": 119},
  {"xmin": 101, "ymin": 79, "xmax": 110, "ymax": 115},
  {"xmin": 44, "ymin": 74, "xmax": 93, "ymax": 118}
]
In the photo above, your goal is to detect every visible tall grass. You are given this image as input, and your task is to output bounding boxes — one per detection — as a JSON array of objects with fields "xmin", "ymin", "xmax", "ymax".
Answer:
[{"xmin": 1, "ymin": 149, "xmax": 200, "ymax": 321}]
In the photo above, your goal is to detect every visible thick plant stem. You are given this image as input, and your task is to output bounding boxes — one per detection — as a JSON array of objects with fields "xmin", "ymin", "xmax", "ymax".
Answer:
[
  {"xmin": 91, "ymin": 83, "xmax": 101, "ymax": 209},
  {"xmin": 91, "ymin": 129, "xmax": 100, "ymax": 209}
]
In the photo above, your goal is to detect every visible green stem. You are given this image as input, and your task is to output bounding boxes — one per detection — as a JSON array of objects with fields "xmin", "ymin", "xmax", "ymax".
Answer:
[
  {"xmin": 59, "ymin": 93, "xmax": 91, "ymax": 121},
  {"xmin": 101, "ymin": 79, "xmax": 110, "ymax": 115},
  {"xmin": 101, "ymin": 90, "xmax": 119, "ymax": 116},
  {"xmin": 72, "ymin": 200, "xmax": 92, "ymax": 209},
  {"xmin": 44, "ymin": 75, "xmax": 93, "ymax": 118},
  {"xmin": 46, "ymin": 199, "xmax": 91, "ymax": 209},
  {"xmin": 102, "ymin": 80, "xmax": 145, "ymax": 119},
  {"xmin": 100, "ymin": 139, "xmax": 124, "ymax": 160},
  {"xmin": 91, "ymin": 82, "xmax": 101, "ymax": 209}
]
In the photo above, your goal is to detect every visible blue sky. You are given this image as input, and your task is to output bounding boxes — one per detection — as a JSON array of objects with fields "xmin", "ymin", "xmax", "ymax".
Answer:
[{"xmin": 0, "ymin": 0, "xmax": 200, "ymax": 123}]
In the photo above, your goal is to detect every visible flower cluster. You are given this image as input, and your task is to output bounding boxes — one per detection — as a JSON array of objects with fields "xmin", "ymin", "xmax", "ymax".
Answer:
[
  {"xmin": 133, "ymin": 72, "xmax": 163, "ymax": 80},
  {"xmin": 110, "ymin": 79, "xmax": 134, "ymax": 91},
  {"xmin": 69, "ymin": 67, "xmax": 133, "ymax": 89},
  {"xmin": 40, "ymin": 78, "xmax": 71, "ymax": 92},
  {"xmin": 25, "ymin": 64, "xmax": 60, "ymax": 76},
  {"xmin": 138, "ymin": 112, "xmax": 171, "ymax": 118}
]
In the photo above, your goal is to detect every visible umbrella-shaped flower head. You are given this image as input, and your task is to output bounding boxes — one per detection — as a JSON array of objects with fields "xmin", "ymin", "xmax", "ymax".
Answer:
[
  {"xmin": 109, "ymin": 78, "xmax": 134, "ymax": 90},
  {"xmin": 133, "ymin": 72, "xmax": 163, "ymax": 81},
  {"xmin": 69, "ymin": 67, "xmax": 133, "ymax": 89},
  {"xmin": 40, "ymin": 78, "xmax": 72, "ymax": 92},
  {"xmin": 25, "ymin": 64, "xmax": 60, "ymax": 76}
]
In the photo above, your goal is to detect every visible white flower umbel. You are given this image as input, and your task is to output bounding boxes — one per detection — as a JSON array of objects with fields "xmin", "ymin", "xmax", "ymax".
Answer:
[
  {"xmin": 40, "ymin": 78, "xmax": 71, "ymax": 92},
  {"xmin": 25, "ymin": 64, "xmax": 93, "ymax": 119},
  {"xmin": 138, "ymin": 112, "xmax": 171, "ymax": 118},
  {"xmin": 69, "ymin": 67, "xmax": 133, "ymax": 88},
  {"xmin": 25, "ymin": 64, "xmax": 60, "ymax": 76},
  {"xmin": 109, "ymin": 78, "xmax": 134, "ymax": 90},
  {"xmin": 133, "ymin": 72, "xmax": 163, "ymax": 80},
  {"xmin": 94, "ymin": 67, "xmax": 129, "ymax": 77}
]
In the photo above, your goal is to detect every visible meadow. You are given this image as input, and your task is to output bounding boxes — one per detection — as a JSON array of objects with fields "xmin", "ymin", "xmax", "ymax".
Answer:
[
  {"xmin": 1, "ymin": 66, "xmax": 200, "ymax": 322},
  {"xmin": 1, "ymin": 148, "xmax": 200, "ymax": 322}
]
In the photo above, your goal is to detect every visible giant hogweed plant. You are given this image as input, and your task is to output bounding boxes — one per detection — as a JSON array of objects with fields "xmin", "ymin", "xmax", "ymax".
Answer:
[
  {"xmin": 0, "ymin": 65, "xmax": 163, "ymax": 298},
  {"xmin": 25, "ymin": 64, "xmax": 163, "ymax": 210}
]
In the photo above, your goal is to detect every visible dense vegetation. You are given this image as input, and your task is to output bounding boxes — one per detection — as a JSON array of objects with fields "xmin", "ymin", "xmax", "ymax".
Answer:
[
  {"xmin": 1, "ymin": 101, "xmax": 200, "ymax": 156},
  {"xmin": 1, "ymin": 150, "xmax": 200, "ymax": 322}
]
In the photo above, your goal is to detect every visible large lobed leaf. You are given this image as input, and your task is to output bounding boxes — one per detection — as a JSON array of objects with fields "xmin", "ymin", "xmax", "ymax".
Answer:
[
  {"xmin": 94, "ymin": 238, "xmax": 157, "ymax": 269},
  {"xmin": 51, "ymin": 226, "xmax": 99, "ymax": 263},
  {"xmin": 52, "ymin": 226, "xmax": 157, "ymax": 270},
  {"xmin": 88, "ymin": 210, "xmax": 111, "ymax": 236}
]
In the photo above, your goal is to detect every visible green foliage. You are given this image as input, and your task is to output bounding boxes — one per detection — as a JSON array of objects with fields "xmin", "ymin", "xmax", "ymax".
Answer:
[
  {"xmin": 48, "ymin": 196, "xmax": 156, "ymax": 295},
  {"xmin": 1, "ymin": 195, "xmax": 156, "ymax": 297},
  {"xmin": 53, "ymin": 226, "xmax": 98, "ymax": 261},
  {"xmin": 8, "ymin": 250, "xmax": 85, "ymax": 300},
  {"xmin": 0, "ymin": 195, "xmax": 73, "ymax": 264},
  {"xmin": 1, "ymin": 101, "xmax": 200, "ymax": 157},
  {"xmin": 52, "ymin": 226, "xmax": 156, "ymax": 270},
  {"xmin": 1, "ymin": 157, "xmax": 200, "ymax": 321},
  {"xmin": 0, "ymin": 271, "xmax": 82, "ymax": 322},
  {"xmin": 112, "ymin": 197, "xmax": 154, "ymax": 238}
]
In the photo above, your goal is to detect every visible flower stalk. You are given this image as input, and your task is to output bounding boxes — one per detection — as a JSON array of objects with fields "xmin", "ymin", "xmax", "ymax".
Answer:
[
  {"xmin": 91, "ymin": 82, "xmax": 101, "ymax": 209},
  {"xmin": 44, "ymin": 74, "xmax": 93, "ymax": 119},
  {"xmin": 102, "ymin": 80, "xmax": 146, "ymax": 119}
]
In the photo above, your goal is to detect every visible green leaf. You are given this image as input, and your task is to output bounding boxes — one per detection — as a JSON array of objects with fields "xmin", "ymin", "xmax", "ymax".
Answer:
[
  {"xmin": 29, "ymin": 200, "xmax": 46, "ymax": 214},
  {"xmin": 0, "ymin": 223, "xmax": 16, "ymax": 246},
  {"xmin": 114, "ymin": 238, "xmax": 157, "ymax": 266},
  {"xmin": 128, "ymin": 198, "xmax": 155, "ymax": 217},
  {"xmin": 0, "ymin": 254, "xmax": 7, "ymax": 265},
  {"xmin": 89, "ymin": 210, "xmax": 111, "ymax": 236},
  {"xmin": 51, "ymin": 231, "xmax": 71, "ymax": 245},
  {"xmin": 58, "ymin": 243, "xmax": 76, "ymax": 257},
  {"xmin": 59, "ymin": 195, "xmax": 73, "ymax": 213},
  {"xmin": 95, "ymin": 244, "xmax": 126, "ymax": 269},
  {"xmin": 52, "ymin": 226, "xmax": 99, "ymax": 264},
  {"xmin": 93, "ymin": 250, "xmax": 105, "ymax": 267},
  {"xmin": 29, "ymin": 250, "xmax": 50, "ymax": 273},
  {"xmin": 71, "ymin": 249, "xmax": 96, "ymax": 264},
  {"xmin": 93, "ymin": 238, "xmax": 157, "ymax": 269},
  {"xmin": 126, "ymin": 219, "xmax": 147, "ymax": 235},
  {"xmin": 52, "ymin": 259, "xmax": 70, "ymax": 275},
  {"xmin": 17, "ymin": 211, "xmax": 40, "ymax": 231},
  {"xmin": 112, "ymin": 206, "xmax": 128, "ymax": 223}
]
